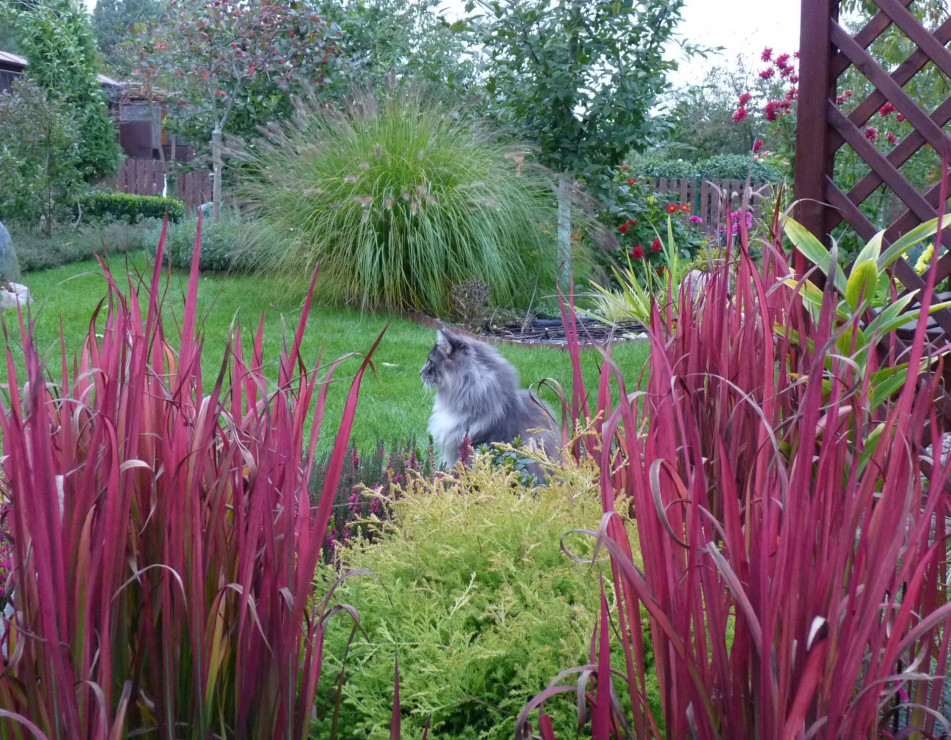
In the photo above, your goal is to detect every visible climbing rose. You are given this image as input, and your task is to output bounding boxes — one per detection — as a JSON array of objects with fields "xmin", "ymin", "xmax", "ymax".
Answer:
[
  {"xmin": 651, "ymin": 237, "xmax": 662, "ymax": 252},
  {"xmin": 733, "ymin": 107, "xmax": 749, "ymax": 122},
  {"xmin": 631, "ymin": 245, "xmax": 645, "ymax": 259},
  {"xmin": 865, "ymin": 126, "xmax": 879, "ymax": 141}
]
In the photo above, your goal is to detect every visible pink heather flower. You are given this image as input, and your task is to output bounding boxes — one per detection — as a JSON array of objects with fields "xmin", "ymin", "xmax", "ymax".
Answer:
[
  {"xmin": 651, "ymin": 237, "xmax": 662, "ymax": 252},
  {"xmin": 689, "ymin": 215, "xmax": 703, "ymax": 224},
  {"xmin": 896, "ymin": 112, "xmax": 906, "ymax": 122},
  {"xmin": 775, "ymin": 53, "xmax": 791, "ymax": 68},
  {"xmin": 762, "ymin": 47, "xmax": 773, "ymax": 61},
  {"xmin": 739, "ymin": 92, "xmax": 753, "ymax": 106},
  {"xmin": 759, "ymin": 67, "xmax": 775, "ymax": 79},
  {"xmin": 864, "ymin": 126, "xmax": 879, "ymax": 141},
  {"xmin": 886, "ymin": 131, "xmax": 898, "ymax": 145},
  {"xmin": 879, "ymin": 102, "xmax": 897, "ymax": 116},
  {"xmin": 753, "ymin": 139, "xmax": 764, "ymax": 153},
  {"xmin": 733, "ymin": 107, "xmax": 749, "ymax": 122},
  {"xmin": 631, "ymin": 245, "xmax": 645, "ymax": 259}
]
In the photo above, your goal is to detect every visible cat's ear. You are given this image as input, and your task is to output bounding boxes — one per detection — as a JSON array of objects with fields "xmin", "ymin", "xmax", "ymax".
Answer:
[{"xmin": 437, "ymin": 329, "xmax": 462, "ymax": 353}]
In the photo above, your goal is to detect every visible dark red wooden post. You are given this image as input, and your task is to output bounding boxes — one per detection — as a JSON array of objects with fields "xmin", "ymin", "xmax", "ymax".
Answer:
[{"xmin": 794, "ymin": 0, "xmax": 839, "ymax": 258}]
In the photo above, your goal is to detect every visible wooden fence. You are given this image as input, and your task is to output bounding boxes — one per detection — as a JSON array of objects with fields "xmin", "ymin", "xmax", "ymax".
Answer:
[
  {"xmin": 642, "ymin": 177, "xmax": 774, "ymax": 234},
  {"xmin": 101, "ymin": 159, "xmax": 212, "ymax": 216}
]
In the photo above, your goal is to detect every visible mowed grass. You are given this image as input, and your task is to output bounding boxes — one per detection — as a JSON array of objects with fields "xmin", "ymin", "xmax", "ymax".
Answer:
[{"xmin": 3, "ymin": 253, "xmax": 651, "ymax": 453}]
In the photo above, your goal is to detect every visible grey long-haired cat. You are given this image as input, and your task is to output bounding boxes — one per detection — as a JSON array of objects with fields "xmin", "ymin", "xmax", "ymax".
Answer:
[{"xmin": 420, "ymin": 329, "xmax": 560, "ymax": 475}]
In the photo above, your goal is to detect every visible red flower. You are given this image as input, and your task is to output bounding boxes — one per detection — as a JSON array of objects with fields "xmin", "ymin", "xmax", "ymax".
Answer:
[
  {"xmin": 765, "ymin": 101, "xmax": 780, "ymax": 121},
  {"xmin": 790, "ymin": 74, "xmax": 799, "ymax": 83},
  {"xmin": 619, "ymin": 222, "xmax": 630, "ymax": 234},
  {"xmin": 879, "ymin": 102, "xmax": 897, "ymax": 116},
  {"xmin": 886, "ymin": 131, "xmax": 898, "ymax": 145},
  {"xmin": 753, "ymin": 139, "xmax": 764, "ymax": 153},
  {"xmin": 794, "ymin": 51, "xmax": 800, "ymax": 58},
  {"xmin": 680, "ymin": 204, "xmax": 691, "ymax": 212},
  {"xmin": 733, "ymin": 107, "xmax": 749, "ymax": 122},
  {"xmin": 896, "ymin": 113, "xmax": 906, "ymax": 122},
  {"xmin": 666, "ymin": 204, "xmax": 678, "ymax": 213},
  {"xmin": 656, "ymin": 266, "xmax": 665, "ymax": 276},
  {"xmin": 620, "ymin": 164, "xmax": 629, "ymax": 171},
  {"xmin": 739, "ymin": 92, "xmax": 753, "ymax": 106},
  {"xmin": 651, "ymin": 237, "xmax": 662, "ymax": 252},
  {"xmin": 762, "ymin": 47, "xmax": 773, "ymax": 61},
  {"xmin": 864, "ymin": 126, "xmax": 879, "ymax": 141},
  {"xmin": 844, "ymin": 90, "xmax": 853, "ymax": 98},
  {"xmin": 759, "ymin": 68, "xmax": 775, "ymax": 79},
  {"xmin": 628, "ymin": 218, "xmax": 637, "ymax": 225},
  {"xmin": 631, "ymin": 245, "xmax": 645, "ymax": 259},
  {"xmin": 775, "ymin": 53, "xmax": 791, "ymax": 68},
  {"xmin": 627, "ymin": 178, "xmax": 637, "ymax": 185},
  {"xmin": 780, "ymin": 66, "xmax": 793, "ymax": 78},
  {"xmin": 786, "ymin": 88, "xmax": 798, "ymax": 101}
]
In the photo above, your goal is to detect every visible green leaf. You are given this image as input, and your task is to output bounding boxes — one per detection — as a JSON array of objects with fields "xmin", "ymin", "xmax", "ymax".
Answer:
[
  {"xmin": 845, "ymin": 259, "xmax": 879, "ymax": 312},
  {"xmin": 878, "ymin": 218, "xmax": 940, "ymax": 269},
  {"xmin": 783, "ymin": 218, "xmax": 847, "ymax": 293},
  {"xmin": 853, "ymin": 229, "xmax": 883, "ymax": 266}
]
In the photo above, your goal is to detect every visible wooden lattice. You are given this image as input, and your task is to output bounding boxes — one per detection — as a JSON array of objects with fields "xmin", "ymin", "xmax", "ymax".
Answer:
[{"xmin": 795, "ymin": 0, "xmax": 951, "ymax": 336}]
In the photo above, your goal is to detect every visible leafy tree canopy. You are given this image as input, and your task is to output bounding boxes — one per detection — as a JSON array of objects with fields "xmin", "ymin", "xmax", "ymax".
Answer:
[
  {"xmin": 91, "ymin": 0, "xmax": 163, "ymax": 74},
  {"xmin": 466, "ymin": 0, "xmax": 687, "ymax": 175}
]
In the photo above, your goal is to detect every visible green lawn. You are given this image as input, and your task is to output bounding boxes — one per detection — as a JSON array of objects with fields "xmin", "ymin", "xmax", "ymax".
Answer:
[{"xmin": 4, "ymin": 254, "xmax": 650, "ymax": 453}]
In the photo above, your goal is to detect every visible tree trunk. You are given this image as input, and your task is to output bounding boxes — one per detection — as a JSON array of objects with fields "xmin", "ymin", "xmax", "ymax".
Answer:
[
  {"xmin": 557, "ymin": 173, "xmax": 571, "ymax": 288},
  {"xmin": 212, "ymin": 126, "xmax": 223, "ymax": 222}
]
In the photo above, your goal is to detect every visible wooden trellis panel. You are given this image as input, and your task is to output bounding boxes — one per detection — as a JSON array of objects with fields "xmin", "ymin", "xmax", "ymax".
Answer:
[{"xmin": 795, "ymin": 0, "xmax": 951, "ymax": 337}]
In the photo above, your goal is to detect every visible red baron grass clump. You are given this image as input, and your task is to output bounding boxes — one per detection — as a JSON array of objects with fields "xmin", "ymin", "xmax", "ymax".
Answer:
[
  {"xmin": 524, "ymin": 210, "xmax": 951, "ymax": 737},
  {"xmin": 0, "ymin": 215, "xmax": 382, "ymax": 738}
]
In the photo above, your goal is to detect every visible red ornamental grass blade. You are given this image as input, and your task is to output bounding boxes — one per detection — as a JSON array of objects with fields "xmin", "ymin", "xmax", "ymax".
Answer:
[
  {"xmin": 591, "ymin": 583, "xmax": 612, "ymax": 739},
  {"xmin": 390, "ymin": 654, "xmax": 401, "ymax": 739}
]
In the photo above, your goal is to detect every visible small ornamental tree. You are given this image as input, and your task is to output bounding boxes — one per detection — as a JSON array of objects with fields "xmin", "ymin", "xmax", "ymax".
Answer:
[
  {"xmin": 135, "ymin": 0, "xmax": 340, "ymax": 220},
  {"xmin": 468, "ymin": 0, "xmax": 686, "ymax": 280},
  {"xmin": 13, "ymin": 0, "xmax": 122, "ymax": 187}
]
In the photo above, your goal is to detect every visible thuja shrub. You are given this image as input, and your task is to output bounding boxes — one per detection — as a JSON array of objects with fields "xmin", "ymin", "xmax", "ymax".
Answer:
[
  {"xmin": 0, "ymin": 216, "xmax": 382, "ymax": 738},
  {"xmin": 78, "ymin": 191, "xmax": 186, "ymax": 224},
  {"xmin": 314, "ymin": 455, "xmax": 660, "ymax": 739},
  {"xmin": 232, "ymin": 88, "xmax": 559, "ymax": 315},
  {"xmin": 532, "ymin": 212, "xmax": 951, "ymax": 736}
]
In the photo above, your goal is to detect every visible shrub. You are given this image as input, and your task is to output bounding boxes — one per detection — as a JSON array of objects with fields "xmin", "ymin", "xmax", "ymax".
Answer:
[
  {"xmin": 12, "ymin": 220, "xmax": 155, "ymax": 273},
  {"xmin": 632, "ymin": 158, "xmax": 698, "ymax": 179},
  {"xmin": 232, "ymin": 88, "xmax": 560, "ymax": 315},
  {"xmin": 0, "ymin": 217, "xmax": 383, "ymax": 737},
  {"xmin": 145, "ymin": 217, "xmax": 260, "ymax": 272},
  {"xmin": 78, "ymin": 191, "xmax": 186, "ymax": 224},
  {"xmin": 535, "ymin": 215, "xmax": 951, "ymax": 736},
  {"xmin": 315, "ymin": 455, "xmax": 659, "ymax": 739},
  {"xmin": 695, "ymin": 152, "xmax": 784, "ymax": 182}
]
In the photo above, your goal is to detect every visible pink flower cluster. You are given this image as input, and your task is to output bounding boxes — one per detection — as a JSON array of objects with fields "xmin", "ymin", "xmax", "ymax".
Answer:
[{"xmin": 733, "ymin": 48, "xmax": 799, "ymax": 125}]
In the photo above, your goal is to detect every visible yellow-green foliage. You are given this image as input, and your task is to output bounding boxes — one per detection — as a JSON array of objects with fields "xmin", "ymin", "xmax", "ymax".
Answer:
[{"xmin": 313, "ymin": 456, "xmax": 659, "ymax": 739}]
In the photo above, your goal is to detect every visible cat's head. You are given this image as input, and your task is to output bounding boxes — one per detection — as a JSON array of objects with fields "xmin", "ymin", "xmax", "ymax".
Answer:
[{"xmin": 420, "ymin": 329, "xmax": 466, "ymax": 390}]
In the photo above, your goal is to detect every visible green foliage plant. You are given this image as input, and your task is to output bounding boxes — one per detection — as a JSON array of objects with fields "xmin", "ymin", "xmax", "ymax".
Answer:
[
  {"xmin": 315, "ymin": 453, "xmax": 657, "ymax": 739},
  {"xmin": 79, "ymin": 191, "xmax": 185, "ymax": 224},
  {"xmin": 144, "ymin": 217, "xmax": 261, "ymax": 273},
  {"xmin": 0, "ymin": 77, "xmax": 82, "ymax": 227},
  {"xmin": 13, "ymin": 0, "xmax": 122, "ymax": 184},
  {"xmin": 233, "ymin": 89, "xmax": 559, "ymax": 315},
  {"xmin": 783, "ymin": 216, "xmax": 951, "ymax": 410}
]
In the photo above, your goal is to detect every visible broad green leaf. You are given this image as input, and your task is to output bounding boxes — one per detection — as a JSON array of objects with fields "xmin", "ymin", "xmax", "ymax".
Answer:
[
  {"xmin": 846, "ymin": 259, "xmax": 878, "ymax": 312},
  {"xmin": 853, "ymin": 230, "xmax": 884, "ymax": 267},
  {"xmin": 878, "ymin": 218, "xmax": 941, "ymax": 269},
  {"xmin": 869, "ymin": 366, "xmax": 911, "ymax": 408},
  {"xmin": 783, "ymin": 217, "xmax": 847, "ymax": 293}
]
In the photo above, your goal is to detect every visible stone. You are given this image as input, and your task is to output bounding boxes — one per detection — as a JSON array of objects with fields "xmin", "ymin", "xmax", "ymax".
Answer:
[
  {"xmin": 0, "ymin": 221, "xmax": 21, "ymax": 283},
  {"xmin": 0, "ymin": 282, "xmax": 31, "ymax": 310}
]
